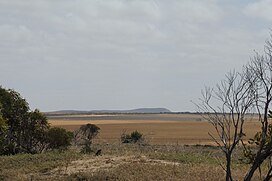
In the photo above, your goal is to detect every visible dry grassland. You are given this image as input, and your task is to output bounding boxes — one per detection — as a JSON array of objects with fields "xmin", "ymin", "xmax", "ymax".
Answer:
[
  {"xmin": 0, "ymin": 143, "xmax": 262, "ymax": 180},
  {"xmin": 48, "ymin": 114, "xmax": 261, "ymax": 145}
]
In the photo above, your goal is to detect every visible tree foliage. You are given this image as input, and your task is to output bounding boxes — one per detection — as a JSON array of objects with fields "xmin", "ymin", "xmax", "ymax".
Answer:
[
  {"xmin": 0, "ymin": 113, "xmax": 7, "ymax": 154},
  {"xmin": 0, "ymin": 86, "xmax": 72, "ymax": 155},
  {"xmin": 0, "ymin": 87, "xmax": 30, "ymax": 154},
  {"xmin": 74, "ymin": 124, "xmax": 100, "ymax": 153},
  {"xmin": 21, "ymin": 109, "xmax": 50, "ymax": 153}
]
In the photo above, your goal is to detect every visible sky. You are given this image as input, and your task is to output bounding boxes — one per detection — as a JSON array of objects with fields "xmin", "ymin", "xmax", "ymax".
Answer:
[{"xmin": 0, "ymin": 0, "xmax": 272, "ymax": 112}]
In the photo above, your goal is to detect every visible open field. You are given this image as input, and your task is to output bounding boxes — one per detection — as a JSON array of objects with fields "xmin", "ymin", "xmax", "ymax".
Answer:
[{"xmin": 48, "ymin": 113, "xmax": 261, "ymax": 145}]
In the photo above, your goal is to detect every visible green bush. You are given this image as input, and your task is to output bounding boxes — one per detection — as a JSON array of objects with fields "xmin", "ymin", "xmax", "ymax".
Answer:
[
  {"xmin": 46, "ymin": 127, "xmax": 73, "ymax": 150},
  {"xmin": 121, "ymin": 130, "xmax": 143, "ymax": 144}
]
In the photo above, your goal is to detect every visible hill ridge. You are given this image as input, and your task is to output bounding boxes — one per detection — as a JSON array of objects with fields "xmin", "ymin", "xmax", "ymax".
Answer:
[{"xmin": 45, "ymin": 108, "xmax": 171, "ymax": 115}]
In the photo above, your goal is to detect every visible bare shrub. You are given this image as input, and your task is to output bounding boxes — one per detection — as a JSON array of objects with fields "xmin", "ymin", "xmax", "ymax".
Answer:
[{"xmin": 74, "ymin": 124, "xmax": 100, "ymax": 154}]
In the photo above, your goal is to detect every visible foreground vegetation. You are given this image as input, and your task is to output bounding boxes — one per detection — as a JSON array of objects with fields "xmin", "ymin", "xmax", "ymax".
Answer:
[
  {"xmin": 0, "ymin": 86, "xmax": 267, "ymax": 180},
  {"xmin": 0, "ymin": 144, "xmax": 260, "ymax": 181},
  {"xmin": 0, "ymin": 150, "xmax": 81, "ymax": 180}
]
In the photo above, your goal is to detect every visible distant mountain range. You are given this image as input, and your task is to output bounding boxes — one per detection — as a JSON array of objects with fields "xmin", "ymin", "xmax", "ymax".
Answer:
[{"xmin": 45, "ymin": 108, "xmax": 171, "ymax": 115}]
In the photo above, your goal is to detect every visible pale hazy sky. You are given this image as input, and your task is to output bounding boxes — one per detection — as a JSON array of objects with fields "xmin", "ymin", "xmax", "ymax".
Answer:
[{"xmin": 0, "ymin": 0, "xmax": 271, "ymax": 112}]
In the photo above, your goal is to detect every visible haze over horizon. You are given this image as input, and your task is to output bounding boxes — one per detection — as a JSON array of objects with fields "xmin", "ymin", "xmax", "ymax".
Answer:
[{"xmin": 0, "ymin": 0, "xmax": 271, "ymax": 112}]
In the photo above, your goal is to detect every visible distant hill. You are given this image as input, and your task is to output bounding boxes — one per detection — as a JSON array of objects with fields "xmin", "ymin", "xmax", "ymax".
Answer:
[
  {"xmin": 45, "ymin": 108, "xmax": 171, "ymax": 115},
  {"xmin": 45, "ymin": 110, "xmax": 89, "ymax": 115},
  {"xmin": 124, "ymin": 108, "xmax": 171, "ymax": 113}
]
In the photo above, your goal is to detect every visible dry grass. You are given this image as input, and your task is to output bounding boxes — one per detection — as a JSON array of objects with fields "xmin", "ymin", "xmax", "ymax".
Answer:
[
  {"xmin": 0, "ymin": 144, "xmax": 261, "ymax": 180},
  {"xmin": 76, "ymin": 162, "xmax": 226, "ymax": 181},
  {"xmin": 48, "ymin": 114, "xmax": 261, "ymax": 145},
  {"xmin": 0, "ymin": 150, "xmax": 81, "ymax": 180}
]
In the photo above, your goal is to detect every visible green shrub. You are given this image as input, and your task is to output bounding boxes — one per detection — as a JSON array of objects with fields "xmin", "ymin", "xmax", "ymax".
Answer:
[
  {"xmin": 46, "ymin": 127, "xmax": 73, "ymax": 150},
  {"xmin": 121, "ymin": 130, "xmax": 143, "ymax": 144}
]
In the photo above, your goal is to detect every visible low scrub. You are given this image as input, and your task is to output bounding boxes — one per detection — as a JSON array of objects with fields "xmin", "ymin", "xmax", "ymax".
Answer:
[{"xmin": 121, "ymin": 130, "xmax": 144, "ymax": 144}]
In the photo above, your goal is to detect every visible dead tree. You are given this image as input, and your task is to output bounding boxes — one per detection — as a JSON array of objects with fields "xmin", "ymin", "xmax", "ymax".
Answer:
[
  {"xmin": 244, "ymin": 35, "xmax": 272, "ymax": 181},
  {"xmin": 196, "ymin": 32, "xmax": 272, "ymax": 181},
  {"xmin": 74, "ymin": 124, "xmax": 100, "ymax": 154},
  {"xmin": 196, "ymin": 70, "xmax": 257, "ymax": 181}
]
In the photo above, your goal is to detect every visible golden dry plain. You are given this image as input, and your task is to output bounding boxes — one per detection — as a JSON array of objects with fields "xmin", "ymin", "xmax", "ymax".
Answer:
[{"xmin": 48, "ymin": 114, "xmax": 261, "ymax": 145}]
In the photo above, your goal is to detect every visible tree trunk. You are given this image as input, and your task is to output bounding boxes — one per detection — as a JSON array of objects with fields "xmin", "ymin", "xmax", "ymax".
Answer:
[
  {"xmin": 244, "ymin": 152, "xmax": 268, "ymax": 181},
  {"xmin": 226, "ymin": 154, "xmax": 233, "ymax": 181},
  {"xmin": 244, "ymin": 162, "xmax": 260, "ymax": 181}
]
